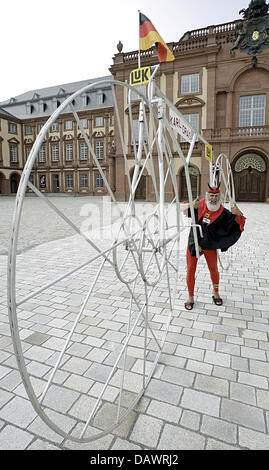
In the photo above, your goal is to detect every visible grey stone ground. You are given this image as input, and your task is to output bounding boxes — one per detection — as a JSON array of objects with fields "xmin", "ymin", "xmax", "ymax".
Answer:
[{"xmin": 0, "ymin": 195, "xmax": 269, "ymax": 450}]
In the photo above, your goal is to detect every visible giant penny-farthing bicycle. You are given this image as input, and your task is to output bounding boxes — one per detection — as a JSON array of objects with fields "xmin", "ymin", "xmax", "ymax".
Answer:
[{"xmin": 7, "ymin": 67, "xmax": 236, "ymax": 443}]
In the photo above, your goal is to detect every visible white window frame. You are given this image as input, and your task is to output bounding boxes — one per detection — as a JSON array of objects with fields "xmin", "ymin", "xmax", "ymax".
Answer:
[
  {"xmin": 10, "ymin": 144, "xmax": 18, "ymax": 162},
  {"xmin": 80, "ymin": 118, "xmax": 88, "ymax": 128},
  {"xmin": 95, "ymin": 171, "xmax": 104, "ymax": 188},
  {"xmin": 239, "ymin": 94, "xmax": 266, "ymax": 127},
  {"xmin": 51, "ymin": 143, "xmax": 59, "ymax": 162},
  {"xmin": 25, "ymin": 146, "xmax": 32, "ymax": 159},
  {"xmin": 95, "ymin": 141, "xmax": 104, "ymax": 159},
  {"xmin": 66, "ymin": 173, "xmax": 73, "ymax": 189},
  {"xmin": 80, "ymin": 141, "xmax": 88, "ymax": 160},
  {"xmin": 181, "ymin": 73, "xmax": 199, "ymax": 94},
  {"xmin": 39, "ymin": 144, "xmax": 46, "ymax": 163},
  {"xmin": 95, "ymin": 116, "xmax": 104, "ymax": 127},
  {"xmin": 8, "ymin": 122, "xmax": 17, "ymax": 134},
  {"xmin": 65, "ymin": 143, "xmax": 73, "ymax": 161},
  {"xmin": 80, "ymin": 173, "xmax": 88, "ymax": 188},
  {"xmin": 25, "ymin": 125, "xmax": 32, "ymax": 135}
]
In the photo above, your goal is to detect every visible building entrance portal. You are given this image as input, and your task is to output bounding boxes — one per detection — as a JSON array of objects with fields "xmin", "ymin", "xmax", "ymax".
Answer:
[
  {"xmin": 0, "ymin": 172, "xmax": 5, "ymax": 194},
  {"xmin": 233, "ymin": 153, "xmax": 266, "ymax": 202},
  {"xmin": 52, "ymin": 174, "xmax": 59, "ymax": 193},
  {"xmin": 10, "ymin": 173, "xmax": 20, "ymax": 194},
  {"xmin": 130, "ymin": 167, "xmax": 146, "ymax": 200}
]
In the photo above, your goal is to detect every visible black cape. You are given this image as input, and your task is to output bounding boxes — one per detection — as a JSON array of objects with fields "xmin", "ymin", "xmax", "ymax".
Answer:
[{"xmin": 188, "ymin": 206, "xmax": 243, "ymax": 257}]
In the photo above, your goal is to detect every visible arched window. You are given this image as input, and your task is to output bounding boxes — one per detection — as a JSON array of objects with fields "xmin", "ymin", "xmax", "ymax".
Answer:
[{"xmin": 234, "ymin": 153, "xmax": 266, "ymax": 173}]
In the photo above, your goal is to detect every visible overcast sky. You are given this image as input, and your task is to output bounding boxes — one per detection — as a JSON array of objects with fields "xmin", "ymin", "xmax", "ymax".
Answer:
[{"xmin": 1, "ymin": 0, "xmax": 247, "ymax": 102}]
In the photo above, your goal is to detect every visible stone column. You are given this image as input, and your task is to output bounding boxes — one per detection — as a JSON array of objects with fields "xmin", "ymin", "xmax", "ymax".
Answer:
[
  {"xmin": 1, "ymin": 177, "xmax": 10, "ymax": 195},
  {"xmin": 226, "ymin": 91, "xmax": 233, "ymax": 129},
  {"xmin": 206, "ymin": 63, "xmax": 217, "ymax": 130},
  {"xmin": 113, "ymin": 75, "xmax": 127, "ymax": 201}
]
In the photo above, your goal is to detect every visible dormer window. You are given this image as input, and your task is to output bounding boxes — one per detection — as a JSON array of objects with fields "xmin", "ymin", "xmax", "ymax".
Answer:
[
  {"xmin": 97, "ymin": 92, "xmax": 104, "ymax": 105},
  {"xmin": 57, "ymin": 88, "xmax": 65, "ymax": 96},
  {"xmin": 39, "ymin": 100, "xmax": 46, "ymax": 112},
  {"xmin": 26, "ymin": 102, "xmax": 34, "ymax": 114},
  {"xmin": 82, "ymin": 93, "xmax": 89, "ymax": 106},
  {"xmin": 52, "ymin": 98, "xmax": 61, "ymax": 110}
]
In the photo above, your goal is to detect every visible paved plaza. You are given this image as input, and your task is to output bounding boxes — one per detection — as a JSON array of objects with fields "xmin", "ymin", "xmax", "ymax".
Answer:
[{"xmin": 0, "ymin": 195, "xmax": 269, "ymax": 450}]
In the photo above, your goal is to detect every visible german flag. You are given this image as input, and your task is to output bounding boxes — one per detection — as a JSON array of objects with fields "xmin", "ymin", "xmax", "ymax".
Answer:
[{"xmin": 139, "ymin": 13, "xmax": 175, "ymax": 63}]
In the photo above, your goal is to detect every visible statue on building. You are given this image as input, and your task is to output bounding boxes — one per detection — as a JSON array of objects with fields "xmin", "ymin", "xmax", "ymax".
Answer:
[
  {"xmin": 239, "ymin": 0, "xmax": 269, "ymax": 19},
  {"xmin": 230, "ymin": 21, "xmax": 246, "ymax": 52},
  {"xmin": 117, "ymin": 41, "xmax": 123, "ymax": 53},
  {"xmin": 231, "ymin": 0, "xmax": 269, "ymax": 56}
]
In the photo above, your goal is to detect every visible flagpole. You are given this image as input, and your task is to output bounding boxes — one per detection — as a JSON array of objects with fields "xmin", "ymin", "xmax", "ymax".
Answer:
[{"xmin": 138, "ymin": 10, "xmax": 141, "ymax": 68}]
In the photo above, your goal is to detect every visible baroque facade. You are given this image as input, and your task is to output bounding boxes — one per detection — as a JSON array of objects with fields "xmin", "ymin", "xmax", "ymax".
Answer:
[
  {"xmin": 0, "ymin": 77, "xmax": 115, "ymax": 196},
  {"xmin": 1, "ymin": 1, "xmax": 269, "ymax": 202},
  {"xmin": 110, "ymin": 3, "xmax": 269, "ymax": 203},
  {"xmin": 0, "ymin": 107, "xmax": 23, "ymax": 194}
]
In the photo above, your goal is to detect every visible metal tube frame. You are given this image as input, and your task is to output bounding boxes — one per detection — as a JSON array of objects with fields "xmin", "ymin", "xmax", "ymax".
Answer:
[{"xmin": 7, "ymin": 75, "xmax": 229, "ymax": 443}]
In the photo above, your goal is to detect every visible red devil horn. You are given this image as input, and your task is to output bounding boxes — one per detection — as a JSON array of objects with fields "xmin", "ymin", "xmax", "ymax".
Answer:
[
  {"xmin": 217, "ymin": 182, "xmax": 221, "ymax": 190},
  {"xmin": 208, "ymin": 184, "xmax": 213, "ymax": 191}
]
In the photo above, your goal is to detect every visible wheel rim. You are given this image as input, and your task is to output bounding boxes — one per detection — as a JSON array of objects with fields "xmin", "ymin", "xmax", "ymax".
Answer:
[{"xmin": 7, "ymin": 77, "xmax": 202, "ymax": 442}]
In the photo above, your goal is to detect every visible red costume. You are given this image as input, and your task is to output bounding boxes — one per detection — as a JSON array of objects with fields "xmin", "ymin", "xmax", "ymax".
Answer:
[
  {"xmin": 187, "ymin": 246, "xmax": 219, "ymax": 297},
  {"xmin": 186, "ymin": 186, "xmax": 246, "ymax": 302}
]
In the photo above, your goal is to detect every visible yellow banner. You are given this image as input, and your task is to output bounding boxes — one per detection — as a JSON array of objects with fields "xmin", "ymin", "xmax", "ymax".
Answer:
[
  {"xmin": 205, "ymin": 144, "xmax": 213, "ymax": 162},
  {"xmin": 130, "ymin": 67, "xmax": 151, "ymax": 86}
]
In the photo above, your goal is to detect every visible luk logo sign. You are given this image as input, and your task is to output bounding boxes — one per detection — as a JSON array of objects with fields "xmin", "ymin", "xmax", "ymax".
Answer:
[
  {"xmin": 130, "ymin": 67, "xmax": 151, "ymax": 86},
  {"xmin": 205, "ymin": 143, "xmax": 213, "ymax": 162}
]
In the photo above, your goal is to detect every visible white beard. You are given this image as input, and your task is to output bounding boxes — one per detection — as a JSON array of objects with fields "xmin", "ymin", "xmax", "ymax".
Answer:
[{"xmin": 206, "ymin": 197, "xmax": 221, "ymax": 212}]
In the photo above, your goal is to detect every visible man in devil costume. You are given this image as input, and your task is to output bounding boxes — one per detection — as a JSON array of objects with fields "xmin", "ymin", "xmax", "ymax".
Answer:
[{"xmin": 184, "ymin": 184, "xmax": 246, "ymax": 310}]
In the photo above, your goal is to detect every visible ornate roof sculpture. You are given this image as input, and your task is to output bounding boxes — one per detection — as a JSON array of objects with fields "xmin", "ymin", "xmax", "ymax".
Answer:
[{"xmin": 231, "ymin": 0, "xmax": 269, "ymax": 62}]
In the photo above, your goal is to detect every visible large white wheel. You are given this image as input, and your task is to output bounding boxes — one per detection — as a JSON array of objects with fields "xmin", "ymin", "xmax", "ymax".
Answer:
[{"xmin": 7, "ymin": 77, "xmax": 201, "ymax": 442}]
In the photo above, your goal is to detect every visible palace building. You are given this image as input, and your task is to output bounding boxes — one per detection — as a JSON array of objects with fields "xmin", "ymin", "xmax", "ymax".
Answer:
[
  {"xmin": 110, "ymin": 1, "xmax": 269, "ymax": 203},
  {"xmin": 0, "ymin": 77, "xmax": 115, "ymax": 195},
  {"xmin": 1, "ymin": 0, "xmax": 269, "ymax": 202}
]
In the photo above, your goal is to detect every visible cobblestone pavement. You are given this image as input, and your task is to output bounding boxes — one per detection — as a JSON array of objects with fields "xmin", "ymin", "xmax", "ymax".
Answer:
[{"xmin": 0, "ymin": 196, "xmax": 269, "ymax": 450}]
